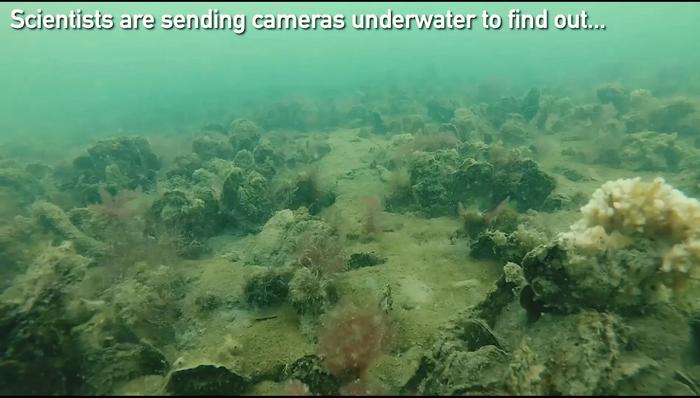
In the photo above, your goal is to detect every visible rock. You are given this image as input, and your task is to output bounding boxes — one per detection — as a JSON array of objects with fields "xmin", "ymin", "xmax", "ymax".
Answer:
[
  {"xmin": 406, "ymin": 149, "xmax": 460, "ymax": 217},
  {"xmin": 0, "ymin": 243, "xmax": 88, "ymax": 395},
  {"xmin": 596, "ymin": 84, "xmax": 631, "ymax": 113},
  {"xmin": 499, "ymin": 116, "xmax": 530, "ymax": 145},
  {"xmin": 406, "ymin": 342, "xmax": 509, "ymax": 395},
  {"xmin": 233, "ymin": 149, "xmax": 255, "ymax": 171},
  {"xmin": 470, "ymin": 225, "xmax": 547, "ymax": 265},
  {"xmin": 69, "ymin": 136, "xmax": 160, "ymax": 204},
  {"xmin": 165, "ymin": 364, "xmax": 249, "ymax": 395},
  {"xmin": 0, "ymin": 165, "xmax": 44, "ymax": 206},
  {"xmin": 506, "ymin": 311, "xmax": 650, "ymax": 396},
  {"xmin": 192, "ymin": 135, "xmax": 235, "ymax": 161},
  {"xmin": 229, "ymin": 119, "xmax": 261, "ymax": 151},
  {"xmin": 149, "ymin": 187, "xmax": 221, "ymax": 257},
  {"xmin": 221, "ymin": 169, "xmax": 273, "ymax": 233},
  {"xmin": 492, "ymin": 159, "xmax": 556, "ymax": 211},
  {"xmin": 459, "ymin": 318, "xmax": 503, "ymax": 351},
  {"xmin": 32, "ymin": 201, "xmax": 108, "ymax": 257},
  {"xmin": 619, "ymin": 131, "xmax": 682, "ymax": 172},
  {"xmin": 521, "ymin": 88, "xmax": 541, "ymax": 121},
  {"xmin": 243, "ymin": 268, "xmax": 294, "ymax": 309},
  {"xmin": 426, "ymin": 98, "xmax": 456, "ymax": 123},
  {"xmin": 648, "ymin": 99, "xmax": 697, "ymax": 136},
  {"xmin": 486, "ymin": 96, "xmax": 521, "ymax": 128},
  {"xmin": 289, "ymin": 267, "xmax": 338, "ymax": 317},
  {"xmin": 346, "ymin": 252, "xmax": 387, "ymax": 270},
  {"xmin": 281, "ymin": 355, "xmax": 340, "ymax": 396},
  {"xmin": 521, "ymin": 239, "xmax": 660, "ymax": 314}
]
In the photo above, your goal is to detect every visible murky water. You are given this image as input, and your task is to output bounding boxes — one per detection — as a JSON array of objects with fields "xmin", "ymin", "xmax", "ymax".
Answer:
[{"xmin": 1, "ymin": 2, "xmax": 700, "ymax": 395}]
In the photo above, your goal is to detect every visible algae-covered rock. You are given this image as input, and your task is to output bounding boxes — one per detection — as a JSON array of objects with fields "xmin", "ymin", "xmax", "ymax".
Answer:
[
  {"xmin": 32, "ymin": 201, "xmax": 108, "ymax": 258},
  {"xmin": 506, "ymin": 340, "xmax": 547, "ymax": 395},
  {"xmin": 648, "ymin": 98, "xmax": 698, "ymax": 136},
  {"xmin": 401, "ymin": 114, "xmax": 426, "ymax": 135},
  {"xmin": 469, "ymin": 270, "xmax": 524, "ymax": 327},
  {"xmin": 503, "ymin": 262, "xmax": 526, "ymax": 290},
  {"xmin": 252, "ymin": 140, "xmax": 279, "ymax": 178},
  {"xmin": 243, "ymin": 267, "xmax": 294, "ymax": 309},
  {"xmin": 506, "ymin": 311, "xmax": 652, "ymax": 396},
  {"xmin": 221, "ymin": 169, "xmax": 273, "ymax": 232},
  {"xmin": 278, "ymin": 137, "xmax": 332, "ymax": 167},
  {"xmin": 452, "ymin": 107, "xmax": 486, "ymax": 140},
  {"xmin": 471, "ymin": 225, "xmax": 547, "ymax": 264},
  {"xmin": 370, "ymin": 346, "xmax": 424, "ymax": 394},
  {"xmin": 166, "ymin": 153, "xmax": 204, "ymax": 179},
  {"xmin": 453, "ymin": 159, "xmax": 497, "ymax": 210},
  {"xmin": 69, "ymin": 136, "xmax": 160, "ymax": 204},
  {"xmin": 73, "ymin": 314, "xmax": 169, "ymax": 394},
  {"xmin": 620, "ymin": 131, "xmax": 683, "ymax": 172},
  {"xmin": 0, "ymin": 224, "xmax": 30, "ymax": 288},
  {"xmin": 234, "ymin": 171, "xmax": 272, "ymax": 226},
  {"xmin": 492, "ymin": 159, "xmax": 556, "ymax": 212},
  {"xmin": 0, "ymin": 165, "xmax": 45, "ymax": 206},
  {"xmin": 407, "ymin": 149, "xmax": 461, "ymax": 217},
  {"xmin": 523, "ymin": 177, "xmax": 700, "ymax": 314},
  {"xmin": 201, "ymin": 158, "xmax": 241, "ymax": 181},
  {"xmin": 454, "ymin": 157, "xmax": 555, "ymax": 212},
  {"xmin": 233, "ymin": 149, "xmax": 255, "ymax": 171},
  {"xmin": 348, "ymin": 103, "xmax": 371, "ymax": 126},
  {"xmin": 523, "ymin": 237, "xmax": 665, "ymax": 314},
  {"xmin": 281, "ymin": 355, "xmax": 340, "ymax": 395},
  {"xmin": 229, "ymin": 119, "xmax": 262, "ymax": 152},
  {"xmin": 192, "ymin": 134, "xmax": 235, "ymax": 161},
  {"xmin": 407, "ymin": 280, "xmax": 655, "ymax": 396},
  {"xmin": 597, "ymin": 84, "xmax": 631, "ymax": 113},
  {"xmin": 521, "ymin": 88, "xmax": 541, "ymax": 121},
  {"xmin": 277, "ymin": 169, "xmax": 336, "ymax": 216},
  {"xmin": 0, "ymin": 243, "xmax": 88, "ymax": 395},
  {"xmin": 404, "ymin": 298, "xmax": 510, "ymax": 395},
  {"xmin": 369, "ymin": 109, "xmax": 388, "ymax": 134},
  {"xmin": 165, "ymin": 363, "xmax": 249, "ymax": 395},
  {"xmin": 252, "ymin": 138, "xmax": 276, "ymax": 164},
  {"xmin": 390, "ymin": 146, "xmax": 554, "ymax": 217},
  {"xmin": 289, "ymin": 267, "xmax": 338, "ymax": 318},
  {"xmin": 407, "ymin": 341, "xmax": 509, "ymax": 395},
  {"xmin": 486, "ymin": 96, "xmax": 521, "ymax": 128},
  {"xmin": 288, "ymin": 267, "xmax": 338, "ymax": 336},
  {"xmin": 346, "ymin": 251, "xmax": 387, "ymax": 270},
  {"xmin": 150, "ymin": 187, "xmax": 221, "ymax": 257},
  {"xmin": 236, "ymin": 208, "xmax": 341, "ymax": 270},
  {"xmin": 108, "ymin": 264, "xmax": 187, "ymax": 345},
  {"xmin": 343, "ymin": 104, "xmax": 387, "ymax": 134},
  {"xmin": 426, "ymin": 98, "xmax": 456, "ymax": 123},
  {"xmin": 498, "ymin": 115, "xmax": 530, "ymax": 144}
]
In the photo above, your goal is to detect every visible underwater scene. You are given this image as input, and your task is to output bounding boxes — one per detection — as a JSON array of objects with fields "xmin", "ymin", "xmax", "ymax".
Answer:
[{"xmin": 2, "ymin": 1, "xmax": 700, "ymax": 395}]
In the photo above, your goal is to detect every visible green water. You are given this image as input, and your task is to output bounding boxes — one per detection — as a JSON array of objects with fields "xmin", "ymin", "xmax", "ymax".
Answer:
[
  {"xmin": 1, "ymin": 2, "xmax": 700, "ymax": 396},
  {"xmin": 1, "ymin": 2, "xmax": 698, "ymax": 140}
]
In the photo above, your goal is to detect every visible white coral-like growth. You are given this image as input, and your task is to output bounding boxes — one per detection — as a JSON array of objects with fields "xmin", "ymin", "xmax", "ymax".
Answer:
[{"xmin": 562, "ymin": 177, "xmax": 700, "ymax": 292}]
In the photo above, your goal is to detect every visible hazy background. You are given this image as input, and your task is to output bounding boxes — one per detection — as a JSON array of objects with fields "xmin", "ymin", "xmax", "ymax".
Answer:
[{"xmin": 1, "ymin": 2, "xmax": 698, "ymax": 143}]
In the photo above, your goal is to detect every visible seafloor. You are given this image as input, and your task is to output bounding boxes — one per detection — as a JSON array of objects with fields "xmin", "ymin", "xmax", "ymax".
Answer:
[{"xmin": 1, "ymin": 83, "xmax": 700, "ymax": 395}]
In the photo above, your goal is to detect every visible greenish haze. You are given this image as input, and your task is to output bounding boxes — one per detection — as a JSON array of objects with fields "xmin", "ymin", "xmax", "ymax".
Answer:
[
  {"xmin": 2, "ymin": 2, "xmax": 700, "ymax": 396},
  {"xmin": 1, "ymin": 2, "xmax": 698, "ymax": 141}
]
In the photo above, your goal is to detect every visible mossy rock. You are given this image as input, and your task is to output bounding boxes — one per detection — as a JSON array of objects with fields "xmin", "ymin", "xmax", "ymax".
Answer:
[
  {"xmin": 346, "ymin": 252, "xmax": 387, "ymax": 270},
  {"xmin": 281, "ymin": 355, "xmax": 340, "ymax": 395},
  {"xmin": 69, "ymin": 136, "xmax": 160, "ymax": 203},
  {"xmin": 244, "ymin": 268, "xmax": 294, "ymax": 309},
  {"xmin": 165, "ymin": 364, "xmax": 249, "ymax": 396}
]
